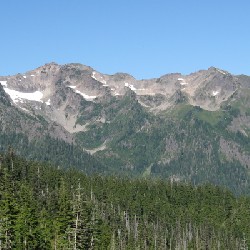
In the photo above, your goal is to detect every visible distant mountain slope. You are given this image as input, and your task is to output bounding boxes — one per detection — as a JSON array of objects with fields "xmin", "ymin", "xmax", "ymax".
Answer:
[{"xmin": 0, "ymin": 63, "xmax": 250, "ymax": 194}]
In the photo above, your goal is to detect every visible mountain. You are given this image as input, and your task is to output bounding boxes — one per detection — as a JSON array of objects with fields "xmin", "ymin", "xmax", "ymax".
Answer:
[{"xmin": 0, "ymin": 63, "xmax": 250, "ymax": 194}]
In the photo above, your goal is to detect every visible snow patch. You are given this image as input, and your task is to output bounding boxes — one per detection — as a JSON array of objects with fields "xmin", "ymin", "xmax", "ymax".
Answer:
[
  {"xmin": 91, "ymin": 71, "xmax": 97, "ymax": 81},
  {"xmin": 180, "ymin": 82, "xmax": 188, "ymax": 85},
  {"xmin": 45, "ymin": 99, "xmax": 51, "ymax": 105},
  {"xmin": 68, "ymin": 86, "xmax": 96, "ymax": 100},
  {"xmin": 18, "ymin": 106, "xmax": 30, "ymax": 112},
  {"xmin": 31, "ymin": 74, "xmax": 35, "ymax": 77},
  {"xmin": 75, "ymin": 90, "xmax": 96, "ymax": 100},
  {"xmin": 178, "ymin": 78, "xmax": 188, "ymax": 85},
  {"xmin": 130, "ymin": 85, "xmax": 137, "ymax": 91},
  {"xmin": 92, "ymin": 71, "xmax": 107, "ymax": 85},
  {"xmin": 3, "ymin": 88, "xmax": 43, "ymax": 103},
  {"xmin": 125, "ymin": 82, "xmax": 136, "ymax": 91},
  {"xmin": 212, "ymin": 91, "xmax": 219, "ymax": 96},
  {"xmin": 216, "ymin": 69, "xmax": 226, "ymax": 75},
  {"xmin": 23, "ymin": 75, "xmax": 26, "ymax": 79},
  {"xmin": 0, "ymin": 81, "xmax": 7, "ymax": 87}
]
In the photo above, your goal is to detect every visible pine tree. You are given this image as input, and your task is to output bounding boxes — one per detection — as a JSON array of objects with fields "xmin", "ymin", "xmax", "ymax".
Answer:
[
  {"xmin": 0, "ymin": 171, "xmax": 17, "ymax": 249},
  {"xmin": 66, "ymin": 180, "xmax": 92, "ymax": 249},
  {"xmin": 240, "ymin": 233, "xmax": 248, "ymax": 250}
]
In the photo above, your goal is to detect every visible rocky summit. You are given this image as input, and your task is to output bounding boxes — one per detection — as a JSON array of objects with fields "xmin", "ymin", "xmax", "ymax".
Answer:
[{"xmin": 0, "ymin": 63, "xmax": 250, "ymax": 194}]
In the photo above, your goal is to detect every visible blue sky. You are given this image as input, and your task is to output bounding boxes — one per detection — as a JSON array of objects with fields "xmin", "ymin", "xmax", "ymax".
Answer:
[{"xmin": 1, "ymin": 0, "xmax": 250, "ymax": 79}]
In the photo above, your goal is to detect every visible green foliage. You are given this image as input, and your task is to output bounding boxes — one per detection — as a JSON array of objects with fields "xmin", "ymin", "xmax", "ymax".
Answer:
[
  {"xmin": 1, "ymin": 88, "xmax": 250, "ymax": 196},
  {"xmin": 83, "ymin": 102, "xmax": 250, "ymax": 195},
  {"xmin": 0, "ymin": 153, "xmax": 249, "ymax": 249},
  {"xmin": 0, "ymin": 133, "xmax": 105, "ymax": 174}
]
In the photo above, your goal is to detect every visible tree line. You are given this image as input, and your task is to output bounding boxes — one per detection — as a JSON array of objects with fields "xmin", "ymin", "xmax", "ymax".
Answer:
[{"xmin": 0, "ymin": 149, "xmax": 249, "ymax": 249}]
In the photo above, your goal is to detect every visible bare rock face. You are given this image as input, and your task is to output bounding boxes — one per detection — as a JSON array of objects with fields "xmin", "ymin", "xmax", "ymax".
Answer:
[
  {"xmin": 187, "ymin": 67, "xmax": 239, "ymax": 110},
  {"xmin": 1, "ymin": 62, "xmax": 250, "ymax": 195},
  {"xmin": 220, "ymin": 138, "xmax": 250, "ymax": 168},
  {"xmin": 236, "ymin": 74, "xmax": 250, "ymax": 88},
  {"xmin": 0, "ymin": 62, "xmax": 247, "ymax": 136},
  {"xmin": 0, "ymin": 83, "xmax": 73, "ymax": 144}
]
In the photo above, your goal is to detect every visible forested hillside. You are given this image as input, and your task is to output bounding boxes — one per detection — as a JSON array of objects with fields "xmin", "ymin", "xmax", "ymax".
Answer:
[
  {"xmin": 0, "ymin": 150, "xmax": 249, "ymax": 249},
  {"xmin": 0, "ymin": 133, "xmax": 106, "ymax": 174},
  {"xmin": 1, "ymin": 64, "xmax": 250, "ymax": 196}
]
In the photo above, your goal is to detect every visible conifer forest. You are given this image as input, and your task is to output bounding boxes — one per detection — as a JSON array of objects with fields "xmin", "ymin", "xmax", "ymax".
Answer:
[{"xmin": 0, "ymin": 150, "xmax": 249, "ymax": 249}]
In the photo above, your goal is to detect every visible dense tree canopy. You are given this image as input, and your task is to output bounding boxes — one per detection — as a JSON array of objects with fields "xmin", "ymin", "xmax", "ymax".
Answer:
[{"xmin": 0, "ymin": 151, "xmax": 249, "ymax": 249}]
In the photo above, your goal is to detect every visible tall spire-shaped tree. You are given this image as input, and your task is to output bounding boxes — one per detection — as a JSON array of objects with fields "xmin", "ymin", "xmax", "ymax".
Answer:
[{"xmin": 66, "ymin": 180, "xmax": 92, "ymax": 249}]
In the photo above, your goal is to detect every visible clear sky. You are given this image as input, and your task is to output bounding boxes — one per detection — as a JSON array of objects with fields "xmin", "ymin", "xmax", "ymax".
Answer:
[{"xmin": 1, "ymin": 0, "xmax": 250, "ymax": 79}]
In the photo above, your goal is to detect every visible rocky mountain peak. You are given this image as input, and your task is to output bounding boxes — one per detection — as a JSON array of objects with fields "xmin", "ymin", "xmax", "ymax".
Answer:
[
  {"xmin": 0, "ymin": 63, "xmax": 248, "ymax": 134},
  {"xmin": 1, "ymin": 63, "xmax": 250, "ymax": 195}
]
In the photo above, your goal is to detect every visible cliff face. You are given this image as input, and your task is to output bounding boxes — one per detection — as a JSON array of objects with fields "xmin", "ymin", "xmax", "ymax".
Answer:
[{"xmin": 0, "ymin": 63, "xmax": 250, "ymax": 194}]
